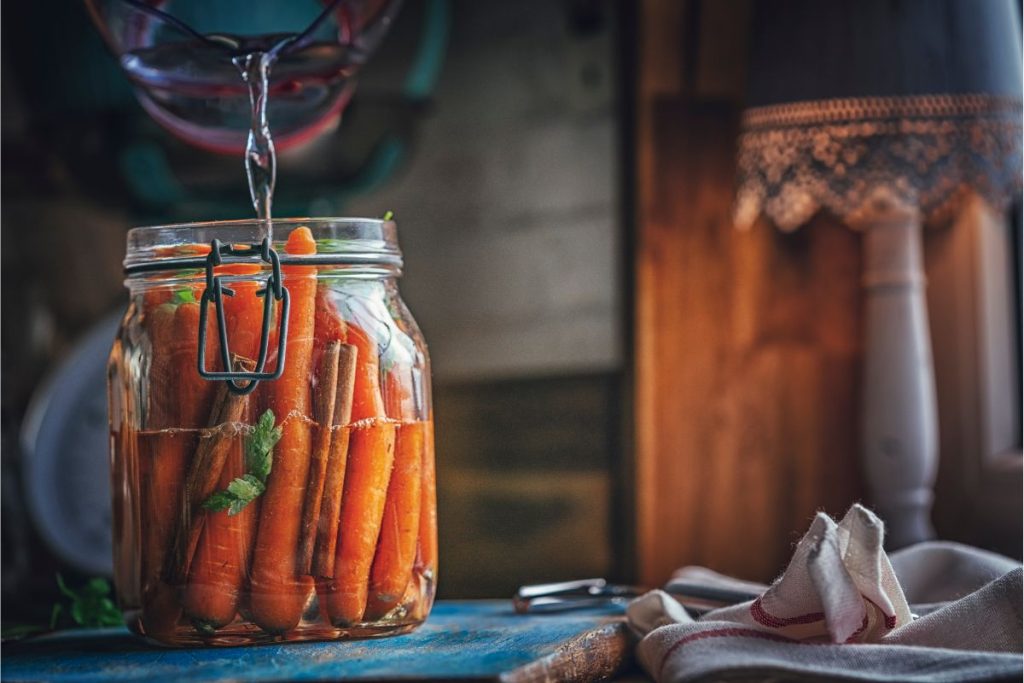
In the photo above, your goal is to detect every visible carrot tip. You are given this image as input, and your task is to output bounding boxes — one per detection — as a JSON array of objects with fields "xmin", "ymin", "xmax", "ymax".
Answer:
[{"xmin": 286, "ymin": 226, "xmax": 317, "ymax": 255}]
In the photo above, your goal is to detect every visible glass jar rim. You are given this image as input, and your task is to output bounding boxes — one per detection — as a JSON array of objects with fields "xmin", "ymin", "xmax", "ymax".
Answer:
[{"xmin": 123, "ymin": 217, "xmax": 402, "ymax": 275}]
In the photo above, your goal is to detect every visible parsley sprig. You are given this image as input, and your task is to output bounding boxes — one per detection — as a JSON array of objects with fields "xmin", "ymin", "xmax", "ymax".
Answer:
[
  {"xmin": 55, "ymin": 574, "xmax": 122, "ymax": 628},
  {"xmin": 1, "ymin": 574, "xmax": 122, "ymax": 641},
  {"xmin": 173, "ymin": 289, "xmax": 196, "ymax": 304},
  {"xmin": 202, "ymin": 410, "xmax": 281, "ymax": 516}
]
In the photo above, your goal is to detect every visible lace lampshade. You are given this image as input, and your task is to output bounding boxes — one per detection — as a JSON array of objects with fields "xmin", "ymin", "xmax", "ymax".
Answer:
[
  {"xmin": 735, "ymin": 0, "xmax": 1022, "ymax": 549},
  {"xmin": 735, "ymin": 0, "xmax": 1022, "ymax": 231}
]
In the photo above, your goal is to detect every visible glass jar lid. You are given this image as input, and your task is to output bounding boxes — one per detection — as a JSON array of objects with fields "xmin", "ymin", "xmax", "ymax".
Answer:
[{"xmin": 123, "ymin": 217, "xmax": 402, "ymax": 275}]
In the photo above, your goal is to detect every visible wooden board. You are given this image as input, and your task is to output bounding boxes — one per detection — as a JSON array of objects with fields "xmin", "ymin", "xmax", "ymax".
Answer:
[
  {"xmin": 1, "ymin": 601, "xmax": 631, "ymax": 683},
  {"xmin": 632, "ymin": 0, "xmax": 865, "ymax": 587}
]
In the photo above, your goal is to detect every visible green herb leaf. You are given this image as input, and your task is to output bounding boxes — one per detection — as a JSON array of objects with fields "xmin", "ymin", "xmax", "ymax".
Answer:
[
  {"xmin": 202, "ymin": 410, "xmax": 280, "ymax": 516},
  {"xmin": 202, "ymin": 476, "xmax": 264, "ymax": 517},
  {"xmin": 201, "ymin": 490, "xmax": 236, "ymax": 513},
  {"xmin": 55, "ymin": 573, "xmax": 76, "ymax": 600},
  {"xmin": 53, "ymin": 575, "xmax": 121, "ymax": 628},
  {"xmin": 227, "ymin": 473, "xmax": 265, "ymax": 501},
  {"xmin": 246, "ymin": 410, "xmax": 282, "ymax": 482},
  {"xmin": 173, "ymin": 289, "xmax": 196, "ymax": 304}
]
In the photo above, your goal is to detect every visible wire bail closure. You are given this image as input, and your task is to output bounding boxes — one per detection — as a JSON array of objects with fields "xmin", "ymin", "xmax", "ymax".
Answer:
[{"xmin": 197, "ymin": 238, "xmax": 290, "ymax": 395}]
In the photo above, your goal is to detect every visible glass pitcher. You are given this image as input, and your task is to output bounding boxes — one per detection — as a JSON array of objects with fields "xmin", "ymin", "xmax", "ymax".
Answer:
[{"xmin": 84, "ymin": 0, "xmax": 402, "ymax": 153}]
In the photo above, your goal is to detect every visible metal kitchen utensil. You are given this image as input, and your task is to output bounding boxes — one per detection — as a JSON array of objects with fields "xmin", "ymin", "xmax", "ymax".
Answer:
[{"xmin": 514, "ymin": 578, "xmax": 760, "ymax": 615}]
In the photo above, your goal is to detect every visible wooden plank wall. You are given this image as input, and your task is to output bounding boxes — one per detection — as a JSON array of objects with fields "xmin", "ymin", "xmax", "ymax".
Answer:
[
  {"xmin": 633, "ymin": 0, "xmax": 865, "ymax": 586},
  {"xmin": 434, "ymin": 374, "xmax": 618, "ymax": 598}
]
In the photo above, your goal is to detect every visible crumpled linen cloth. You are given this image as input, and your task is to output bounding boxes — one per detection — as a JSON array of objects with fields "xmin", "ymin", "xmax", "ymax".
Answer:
[{"xmin": 628, "ymin": 504, "xmax": 1023, "ymax": 682}]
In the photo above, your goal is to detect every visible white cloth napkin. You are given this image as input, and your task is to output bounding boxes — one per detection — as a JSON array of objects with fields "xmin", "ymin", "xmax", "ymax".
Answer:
[{"xmin": 628, "ymin": 504, "xmax": 1023, "ymax": 682}]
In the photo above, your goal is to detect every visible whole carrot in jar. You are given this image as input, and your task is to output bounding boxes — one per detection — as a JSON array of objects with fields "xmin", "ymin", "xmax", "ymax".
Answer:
[
  {"xmin": 137, "ymin": 302, "xmax": 178, "ymax": 639},
  {"xmin": 249, "ymin": 227, "xmax": 319, "ymax": 634},
  {"xmin": 318, "ymin": 321, "xmax": 396, "ymax": 626},
  {"xmin": 365, "ymin": 348, "xmax": 425, "ymax": 621},
  {"xmin": 182, "ymin": 263, "xmax": 265, "ymax": 631},
  {"xmin": 138, "ymin": 296, "xmax": 221, "ymax": 640}
]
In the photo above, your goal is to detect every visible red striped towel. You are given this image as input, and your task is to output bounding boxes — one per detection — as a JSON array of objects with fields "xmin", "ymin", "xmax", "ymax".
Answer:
[{"xmin": 629, "ymin": 504, "xmax": 1022, "ymax": 682}]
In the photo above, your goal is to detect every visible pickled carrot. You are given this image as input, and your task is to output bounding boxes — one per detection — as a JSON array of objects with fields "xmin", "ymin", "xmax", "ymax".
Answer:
[
  {"xmin": 182, "ymin": 437, "xmax": 259, "ymax": 630},
  {"xmin": 312, "ymin": 287, "xmax": 347, "ymax": 372},
  {"xmin": 183, "ymin": 264, "xmax": 263, "ymax": 629},
  {"xmin": 348, "ymin": 323, "xmax": 386, "ymax": 421},
  {"xmin": 139, "ymin": 303, "xmax": 178, "ymax": 638},
  {"xmin": 144, "ymin": 304, "xmax": 178, "ymax": 429},
  {"xmin": 174, "ymin": 303, "xmax": 221, "ymax": 427},
  {"xmin": 419, "ymin": 420, "xmax": 438, "ymax": 578},
  {"xmin": 154, "ymin": 243, "xmax": 212, "ymax": 258},
  {"xmin": 250, "ymin": 227, "xmax": 318, "ymax": 633},
  {"xmin": 140, "ymin": 301, "xmax": 220, "ymax": 638},
  {"xmin": 320, "ymin": 421, "xmax": 396, "ymax": 625},
  {"xmin": 143, "ymin": 289, "xmax": 172, "ymax": 309},
  {"xmin": 317, "ymin": 316, "xmax": 398, "ymax": 624},
  {"xmin": 299, "ymin": 290, "xmax": 352, "ymax": 575},
  {"xmin": 365, "ymin": 420, "xmax": 423, "ymax": 620}
]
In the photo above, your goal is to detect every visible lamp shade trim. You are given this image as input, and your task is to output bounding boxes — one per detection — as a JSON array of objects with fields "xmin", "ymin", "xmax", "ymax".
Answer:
[{"xmin": 734, "ymin": 93, "xmax": 1022, "ymax": 231}]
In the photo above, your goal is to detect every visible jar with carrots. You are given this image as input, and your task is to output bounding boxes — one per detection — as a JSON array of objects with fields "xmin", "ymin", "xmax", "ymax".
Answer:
[{"xmin": 108, "ymin": 218, "xmax": 437, "ymax": 646}]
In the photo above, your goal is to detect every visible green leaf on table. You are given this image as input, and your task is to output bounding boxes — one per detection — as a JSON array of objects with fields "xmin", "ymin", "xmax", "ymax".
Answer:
[
  {"xmin": 53, "ymin": 575, "xmax": 122, "ymax": 628},
  {"xmin": 55, "ymin": 573, "xmax": 76, "ymax": 600}
]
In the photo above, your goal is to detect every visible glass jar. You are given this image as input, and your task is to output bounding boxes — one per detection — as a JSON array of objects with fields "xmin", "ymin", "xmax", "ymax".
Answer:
[{"xmin": 108, "ymin": 218, "xmax": 436, "ymax": 647}]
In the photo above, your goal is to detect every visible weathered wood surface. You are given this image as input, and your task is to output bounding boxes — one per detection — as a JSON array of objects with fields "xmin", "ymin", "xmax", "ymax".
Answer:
[
  {"xmin": 633, "ymin": 0, "xmax": 865, "ymax": 586},
  {"xmin": 1, "ymin": 601, "xmax": 631, "ymax": 683}
]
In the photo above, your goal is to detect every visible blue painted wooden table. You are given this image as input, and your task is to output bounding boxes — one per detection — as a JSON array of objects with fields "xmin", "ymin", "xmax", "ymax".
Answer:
[{"xmin": 1, "ymin": 601, "xmax": 631, "ymax": 683}]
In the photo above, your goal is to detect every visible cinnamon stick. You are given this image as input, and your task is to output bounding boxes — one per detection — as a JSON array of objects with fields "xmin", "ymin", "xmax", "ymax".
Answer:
[
  {"xmin": 298, "ymin": 341, "xmax": 341, "ymax": 574},
  {"xmin": 311, "ymin": 343, "xmax": 357, "ymax": 577},
  {"xmin": 164, "ymin": 355, "xmax": 255, "ymax": 585}
]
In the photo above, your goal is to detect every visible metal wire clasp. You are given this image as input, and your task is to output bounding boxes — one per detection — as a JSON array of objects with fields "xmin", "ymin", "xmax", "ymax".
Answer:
[{"xmin": 197, "ymin": 238, "xmax": 290, "ymax": 395}]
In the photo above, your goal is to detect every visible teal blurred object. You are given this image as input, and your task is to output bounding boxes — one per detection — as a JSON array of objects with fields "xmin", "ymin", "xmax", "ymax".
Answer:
[
  {"xmin": 4, "ymin": 0, "xmax": 448, "ymax": 220},
  {"xmin": 112, "ymin": 0, "xmax": 449, "ymax": 221},
  {"xmin": 84, "ymin": 0, "xmax": 402, "ymax": 153},
  {"xmin": 1, "ymin": 601, "xmax": 630, "ymax": 682}
]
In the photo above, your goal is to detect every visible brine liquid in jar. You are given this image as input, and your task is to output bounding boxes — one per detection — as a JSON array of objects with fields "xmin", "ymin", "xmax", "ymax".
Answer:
[{"xmin": 109, "ymin": 219, "xmax": 436, "ymax": 646}]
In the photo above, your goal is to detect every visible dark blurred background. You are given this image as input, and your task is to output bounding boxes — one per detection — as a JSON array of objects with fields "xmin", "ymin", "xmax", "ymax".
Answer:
[{"xmin": 1, "ymin": 0, "xmax": 629, "ymax": 624}]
